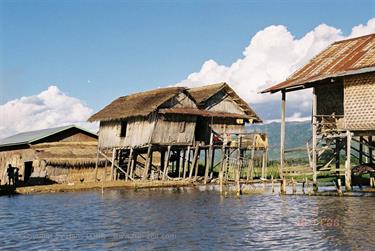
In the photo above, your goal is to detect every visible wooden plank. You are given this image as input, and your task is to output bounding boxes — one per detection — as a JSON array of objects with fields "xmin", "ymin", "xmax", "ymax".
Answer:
[{"xmin": 94, "ymin": 147, "xmax": 100, "ymax": 181}]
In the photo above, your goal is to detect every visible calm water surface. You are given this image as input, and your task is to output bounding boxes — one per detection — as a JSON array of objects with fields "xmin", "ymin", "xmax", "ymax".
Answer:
[{"xmin": 0, "ymin": 186, "xmax": 374, "ymax": 250}]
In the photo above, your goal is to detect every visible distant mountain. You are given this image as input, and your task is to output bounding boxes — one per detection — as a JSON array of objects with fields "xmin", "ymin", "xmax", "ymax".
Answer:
[{"xmin": 249, "ymin": 121, "xmax": 311, "ymax": 160}]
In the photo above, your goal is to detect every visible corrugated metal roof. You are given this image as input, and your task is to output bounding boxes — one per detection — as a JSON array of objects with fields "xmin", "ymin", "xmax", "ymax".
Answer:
[
  {"xmin": 262, "ymin": 33, "xmax": 375, "ymax": 93},
  {"xmin": 0, "ymin": 125, "xmax": 97, "ymax": 148}
]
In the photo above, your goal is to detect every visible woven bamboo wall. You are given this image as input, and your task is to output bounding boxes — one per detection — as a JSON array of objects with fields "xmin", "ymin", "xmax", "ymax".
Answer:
[
  {"xmin": 315, "ymin": 81, "xmax": 344, "ymax": 116},
  {"xmin": 344, "ymin": 72, "xmax": 375, "ymax": 130}
]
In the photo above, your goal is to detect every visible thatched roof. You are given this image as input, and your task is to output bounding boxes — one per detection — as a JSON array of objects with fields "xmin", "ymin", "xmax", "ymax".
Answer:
[
  {"xmin": 33, "ymin": 142, "xmax": 104, "ymax": 167},
  {"xmin": 188, "ymin": 83, "xmax": 262, "ymax": 123},
  {"xmin": 88, "ymin": 87, "xmax": 187, "ymax": 122},
  {"xmin": 262, "ymin": 33, "xmax": 375, "ymax": 93}
]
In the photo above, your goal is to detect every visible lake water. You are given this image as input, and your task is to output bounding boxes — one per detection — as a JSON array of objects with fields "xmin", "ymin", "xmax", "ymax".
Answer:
[{"xmin": 0, "ymin": 186, "xmax": 374, "ymax": 250}]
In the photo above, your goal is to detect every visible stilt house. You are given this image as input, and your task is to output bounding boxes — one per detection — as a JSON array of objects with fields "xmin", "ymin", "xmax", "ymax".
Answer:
[
  {"xmin": 262, "ymin": 33, "xmax": 375, "ymax": 190},
  {"xmin": 89, "ymin": 83, "xmax": 267, "ymax": 182},
  {"xmin": 0, "ymin": 125, "xmax": 100, "ymax": 185}
]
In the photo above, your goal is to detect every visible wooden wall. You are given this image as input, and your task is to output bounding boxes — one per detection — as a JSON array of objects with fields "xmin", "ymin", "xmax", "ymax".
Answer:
[
  {"xmin": 98, "ymin": 92, "xmax": 198, "ymax": 148},
  {"xmin": 33, "ymin": 127, "xmax": 97, "ymax": 144},
  {"xmin": 98, "ymin": 116, "xmax": 156, "ymax": 149},
  {"xmin": 151, "ymin": 115, "xmax": 196, "ymax": 145}
]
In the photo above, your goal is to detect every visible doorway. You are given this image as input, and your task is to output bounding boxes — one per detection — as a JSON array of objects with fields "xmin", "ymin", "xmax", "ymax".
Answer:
[{"xmin": 24, "ymin": 161, "xmax": 33, "ymax": 182}]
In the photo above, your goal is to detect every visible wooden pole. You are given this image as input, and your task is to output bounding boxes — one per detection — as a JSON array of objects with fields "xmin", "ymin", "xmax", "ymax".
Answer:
[
  {"xmin": 271, "ymin": 175, "xmax": 274, "ymax": 193},
  {"xmin": 129, "ymin": 153, "xmax": 136, "ymax": 179},
  {"xmin": 359, "ymin": 136, "xmax": 363, "ymax": 164},
  {"xmin": 126, "ymin": 147, "xmax": 133, "ymax": 181},
  {"xmin": 369, "ymin": 136, "xmax": 373, "ymax": 164},
  {"xmin": 142, "ymin": 145, "xmax": 152, "ymax": 180},
  {"xmin": 280, "ymin": 91, "xmax": 286, "ymax": 179},
  {"xmin": 205, "ymin": 132, "xmax": 214, "ymax": 184},
  {"xmin": 337, "ymin": 178, "xmax": 343, "ymax": 196},
  {"xmin": 312, "ymin": 88, "xmax": 318, "ymax": 189},
  {"xmin": 345, "ymin": 131, "xmax": 352, "ymax": 191},
  {"xmin": 183, "ymin": 146, "xmax": 190, "ymax": 179},
  {"xmin": 261, "ymin": 150, "xmax": 266, "ymax": 180},
  {"xmin": 94, "ymin": 147, "xmax": 100, "ymax": 181},
  {"xmin": 189, "ymin": 145, "xmax": 199, "ymax": 179},
  {"xmin": 219, "ymin": 144, "xmax": 226, "ymax": 193},
  {"xmin": 336, "ymin": 139, "xmax": 340, "ymax": 175},
  {"xmin": 162, "ymin": 146, "xmax": 172, "ymax": 181},
  {"xmin": 110, "ymin": 148, "xmax": 116, "ymax": 181}
]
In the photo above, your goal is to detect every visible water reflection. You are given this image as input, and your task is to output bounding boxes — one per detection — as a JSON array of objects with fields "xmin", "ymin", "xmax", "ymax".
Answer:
[{"xmin": 0, "ymin": 187, "xmax": 374, "ymax": 250}]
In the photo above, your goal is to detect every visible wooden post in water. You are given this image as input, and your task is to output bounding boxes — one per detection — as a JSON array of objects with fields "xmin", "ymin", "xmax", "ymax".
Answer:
[
  {"xmin": 359, "ymin": 136, "xmax": 364, "ymax": 164},
  {"xmin": 129, "ymin": 153, "xmax": 136, "ymax": 180},
  {"xmin": 205, "ymin": 132, "xmax": 214, "ymax": 184},
  {"xmin": 292, "ymin": 177, "xmax": 296, "ymax": 194},
  {"xmin": 336, "ymin": 139, "xmax": 340, "ymax": 175},
  {"xmin": 219, "ymin": 144, "xmax": 226, "ymax": 194},
  {"xmin": 142, "ymin": 145, "xmax": 152, "ymax": 180},
  {"xmin": 280, "ymin": 91, "xmax": 286, "ymax": 179},
  {"xmin": 162, "ymin": 146, "xmax": 171, "ymax": 181},
  {"xmin": 345, "ymin": 131, "xmax": 352, "ymax": 191},
  {"xmin": 110, "ymin": 148, "xmax": 116, "ymax": 181},
  {"xmin": 271, "ymin": 175, "xmax": 274, "ymax": 193},
  {"xmin": 94, "ymin": 147, "xmax": 100, "ymax": 181},
  {"xmin": 189, "ymin": 145, "xmax": 199, "ymax": 179},
  {"xmin": 261, "ymin": 150, "xmax": 266, "ymax": 180},
  {"xmin": 370, "ymin": 136, "xmax": 373, "ymax": 164},
  {"xmin": 183, "ymin": 146, "xmax": 190, "ymax": 179},
  {"xmin": 126, "ymin": 147, "xmax": 133, "ymax": 181},
  {"xmin": 312, "ymin": 88, "xmax": 318, "ymax": 190},
  {"xmin": 337, "ymin": 178, "xmax": 343, "ymax": 196}
]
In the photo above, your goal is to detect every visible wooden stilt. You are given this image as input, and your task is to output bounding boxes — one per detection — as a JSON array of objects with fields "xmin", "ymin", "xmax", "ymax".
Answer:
[
  {"xmin": 162, "ymin": 146, "xmax": 171, "ymax": 180},
  {"xmin": 336, "ymin": 139, "xmax": 340, "ymax": 175},
  {"xmin": 271, "ymin": 175, "xmax": 274, "ymax": 193},
  {"xmin": 359, "ymin": 136, "xmax": 363, "ymax": 164},
  {"xmin": 110, "ymin": 148, "xmax": 116, "ymax": 181},
  {"xmin": 126, "ymin": 147, "xmax": 133, "ymax": 181},
  {"xmin": 292, "ymin": 177, "xmax": 296, "ymax": 194},
  {"xmin": 219, "ymin": 144, "xmax": 226, "ymax": 193},
  {"xmin": 94, "ymin": 147, "xmax": 100, "ymax": 181},
  {"xmin": 142, "ymin": 145, "xmax": 152, "ymax": 180},
  {"xmin": 261, "ymin": 150, "xmax": 266, "ymax": 180},
  {"xmin": 129, "ymin": 153, "xmax": 135, "ymax": 179},
  {"xmin": 280, "ymin": 91, "xmax": 286, "ymax": 179},
  {"xmin": 345, "ymin": 131, "xmax": 352, "ymax": 191},
  {"xmin": 183, "ymin": 146, "xmax": 190, "ymax": 179},
  {"xmin": 337, "ymin": 178, "xmax": 343, "ymax": 196},
  {"xmin": 369, "ymin": 136, "xmax": 373, "ymax": 164},
  {"xmin": 194, "ymin": 149, "xmax": 201, "ymax": 179},
  {"xmin": 189, "ymin": 145, "xmax": 199, "ymax": 179},
  {"xmin": 160, "ymin": 150, "xmax": 165, "ymax": 177},
  {"xmin": 312, "ymin": 88, "xmax": 318, "ymax": 188},
  {"xmin": 205, "ymin": 146, "xmax": 213, "ymax": 184}
]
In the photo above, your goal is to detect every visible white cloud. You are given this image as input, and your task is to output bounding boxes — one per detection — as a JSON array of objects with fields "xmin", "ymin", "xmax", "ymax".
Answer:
[
  {"xmin": 178, "ymin": 18, "xmax": 375, "ymax": 121},
  {"xmin": 265, "ymin": 112, "xmax": 311, "ymax": 124},
  {"xmin": 0, "ymin": 86, "xmax": 97, "ymax": 139}
]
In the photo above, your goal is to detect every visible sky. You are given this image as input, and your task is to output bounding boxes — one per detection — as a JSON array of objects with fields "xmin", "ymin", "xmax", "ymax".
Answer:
[{"xmin": 0, "ymin": 0, "xmax": 374, "ymax": 138}]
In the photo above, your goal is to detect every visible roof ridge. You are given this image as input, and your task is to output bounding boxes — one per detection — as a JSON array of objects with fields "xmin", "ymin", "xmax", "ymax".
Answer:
[{"xmin": 333, "ymin": 33, "xmax": 375, "ymax": 45}]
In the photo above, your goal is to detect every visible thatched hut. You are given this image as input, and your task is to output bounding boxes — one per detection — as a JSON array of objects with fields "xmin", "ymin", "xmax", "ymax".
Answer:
[
  {"xmin": 262, "ymin": 33, "xmax": 375, "ymax": 190},
  {"xmin": 0, "ymin": 125, "xmax": 101, "ymax": 185},
  {"xmin": 89, "ymin": 83, "xmax": 267, "ymax": 182}
]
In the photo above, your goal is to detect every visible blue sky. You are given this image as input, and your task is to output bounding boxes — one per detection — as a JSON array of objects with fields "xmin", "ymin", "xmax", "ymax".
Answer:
[{"xmin": 0, "ymin": 0, "xmax": 374, "ymax": 136}]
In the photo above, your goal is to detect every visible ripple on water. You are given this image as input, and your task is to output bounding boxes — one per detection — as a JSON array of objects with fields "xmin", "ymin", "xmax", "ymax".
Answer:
[{"xmin": 0, "ymin": 188, "xmax": 374, "ymax": 250}]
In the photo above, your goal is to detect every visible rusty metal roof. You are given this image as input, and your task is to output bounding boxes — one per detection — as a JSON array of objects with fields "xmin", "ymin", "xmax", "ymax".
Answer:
[{"xmin": 261, "ymin": 33, "xmax": 375, "ymax": 93}]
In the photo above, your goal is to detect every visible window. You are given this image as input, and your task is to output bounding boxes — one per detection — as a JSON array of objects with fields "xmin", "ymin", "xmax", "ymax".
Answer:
[
  {"xmin": 179, "ymin": 121, "xmax": 186, "ymax": 133},
  {"xmin": 120, "ymin": 121, "xmax": 127, "ymax": 137}
]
